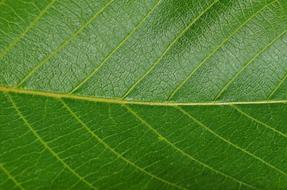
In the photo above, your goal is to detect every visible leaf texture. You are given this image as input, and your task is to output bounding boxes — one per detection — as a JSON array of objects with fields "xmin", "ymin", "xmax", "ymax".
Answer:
[{"xmin": 1, "ymin": 0, "xmax": 287, "ymax": 189}]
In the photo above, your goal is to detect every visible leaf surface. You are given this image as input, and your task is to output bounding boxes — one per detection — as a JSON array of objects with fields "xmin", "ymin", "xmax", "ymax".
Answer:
[{"xmin": 1, "ymin": 0, "xmax": 287, "ymax": 189}]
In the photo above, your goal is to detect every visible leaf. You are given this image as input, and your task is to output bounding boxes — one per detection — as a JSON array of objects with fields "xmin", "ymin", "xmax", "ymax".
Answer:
[{"xmin": 0, "ymin": 0, "xmax": 287, "ymax": 189}]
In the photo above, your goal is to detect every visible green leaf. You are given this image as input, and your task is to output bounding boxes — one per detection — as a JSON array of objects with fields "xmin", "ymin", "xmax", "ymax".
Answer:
[{"xmin": 1, "ymin": 0, "xmax": 287, "ymax": 189}]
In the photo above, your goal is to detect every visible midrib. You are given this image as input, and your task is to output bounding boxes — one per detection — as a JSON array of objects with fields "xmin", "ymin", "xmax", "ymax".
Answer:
[{"xmin": 0, "ymin": 85, "xmax": 286, "ymax": 106}]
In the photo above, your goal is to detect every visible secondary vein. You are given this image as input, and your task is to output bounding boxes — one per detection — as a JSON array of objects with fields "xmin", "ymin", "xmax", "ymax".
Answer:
[
  {"xmin": 168, "ymin": 0, "xmax": 276, "ymax": 100},
  {"xmin": 69, "ymin": 0, "xmax": 162, "ymax": 94},
  {"xmin": 230, "ymin": 105, "xmax": 287, "ymax": 139},
  {"xmin": 0, "ymin": 164, "xmax": 25, "ymax": 190},
  {"xmin": 121, "ymin": 0, "xmax": 220, "ymax": 98},
  {"xmin": 6, "ymin": 94, "xmax": 98, "ymax": 190},
  {"xmin": 177, "ymin": 106, "xmax": 287, "ymax": 177},
  {"xmin": 0, "ymin": 0, "xmax": 57, "ymax": 59},
  {"xmin": 61, "ymin": 100, "xmax": 186, "ymax": 190},
  {"xmin": 124, "ymin": 105, "xmax": 256, "ymax": 189},
  {"xmin": 16, "ymin": 0, "xmax": 114, "ymax": 87}
]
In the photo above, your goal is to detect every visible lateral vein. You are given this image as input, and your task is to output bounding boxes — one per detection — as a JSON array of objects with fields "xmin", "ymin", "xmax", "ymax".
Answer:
[
  {"xmin": 121, "ymin": 0, "xmax": 220, "ymax": 98},
  {"xmin": 16, "ymin": 0, "xmax": 114, "ymax": 87},
  {"xmin": 6, "ymin": 94, "xmax": 98, "ymax": 190},
  {"xmin": 61, "ymin": 100, "xmax": 186, "ymax": 190},
  {"xmin": 177, "ymin": 106, "xmax": 287, "ymax": 177},
  {"xmin": 0, "ymin": 0, "xmax": 57, "ymax": 59},
  {"xmin": 167, "ymin": 0, "xmax": 276, "ymax": 100},
  {"xmin": 124, "ymin": 105, "xmax": 257, "ymax": 189},
  {"xmin": 0, "ymin": 164, "xmax": 25, "ymax": 190},
  {"xmin": 69, "ymin": 0, "xmax": 162, "ymax": 94},
  {"xmin": 230, "ymin": 105, "xmax": 287, "ymax": 139}
]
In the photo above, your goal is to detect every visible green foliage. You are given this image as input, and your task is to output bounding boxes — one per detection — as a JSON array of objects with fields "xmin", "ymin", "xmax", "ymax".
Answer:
[{"xmin": 1, "ymin": 0, "xmax": 287, "ymax": 189}]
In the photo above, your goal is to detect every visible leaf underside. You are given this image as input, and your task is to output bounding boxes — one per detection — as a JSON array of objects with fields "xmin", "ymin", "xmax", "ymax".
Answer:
[{"xmin": 1, "ymin": 0, "xmax": 287, "ymax": 189}]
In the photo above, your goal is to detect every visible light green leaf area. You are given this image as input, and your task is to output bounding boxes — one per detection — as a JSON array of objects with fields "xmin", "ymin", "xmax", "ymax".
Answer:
[{"xmin": 1, "ymin": 0, "xmax": 287, "ymax": 189}]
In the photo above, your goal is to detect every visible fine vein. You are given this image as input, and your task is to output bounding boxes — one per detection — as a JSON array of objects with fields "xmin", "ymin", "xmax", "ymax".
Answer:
[
  {"xmin": 214, "ymin": 28, "xmax": 287, "ymax": 100},
  {"xmin": 230, "ymin": 105, "xmax": 287, "ymax": 139},
  {"xmin": 0, "ymin": 0, "xmax": 57, "ymax": 58},
  {"xmin": 16, "ymin": 0, "xmax": 114, "ymax": 87},
  {"xmin": 69, "ymin": 0, "xmax": 162, "ymax": 93},
  {"xmin": 121, "ymin": 0, "xmax": 220, "ymax": 98},
  {"xmin": 6, "ymin": 94, "xmax": 98, "ymax": 190},
  {"xmin": 0, "ymin": 164, "xmax": 25, "ymax": 190},
  {"xmin": 177, "ymin": 106, "xmax": 287, "ymax": 177},
  {"xmin": 61, "ymin": 100, "xmax": 186, "ymax": 190},
  {"xmin": 124, "ymin": 105, "xmax": 256, "ymax": 189},
  {"xmin": 167, "ymin": 0, "xmax": 276, "ymax": 100}
]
